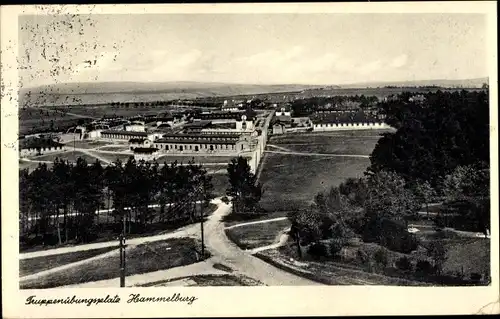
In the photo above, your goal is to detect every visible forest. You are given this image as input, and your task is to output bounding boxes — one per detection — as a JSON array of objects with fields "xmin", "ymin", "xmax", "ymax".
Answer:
[
  {"xmin": 19, "ymin": 157, "xmax": 214, "ymax": 251},
  {"xmin": 288, "ymin": 90, "xmax": 490, "ymax": 285}
]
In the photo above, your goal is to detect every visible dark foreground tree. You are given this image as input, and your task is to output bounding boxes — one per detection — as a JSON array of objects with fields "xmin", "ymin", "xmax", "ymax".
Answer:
[{"xmin": 226, "ymin": 156, "xmax": 262, "ymax": 214}]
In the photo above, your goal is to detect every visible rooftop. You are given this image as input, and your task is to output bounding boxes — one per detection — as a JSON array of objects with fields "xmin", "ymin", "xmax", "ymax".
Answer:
[
  {"xmin": 101, "ymin": 130, "xmax": 149, "ymax": 137},
  {"xmin": 156, "ymin": 138, "xmax": 239, "ymax": 145},
  {"xmin": 134, "ymin": 147, "xmax": 159, "ymax": 154},
  {"xmin": 129, "ymin": 138, "xmax": 147, "ymax": 143},
  {"xmin": 20, "ymin": 137, "xmax": 64, "ymax": 150},
  {"xmin": 161, "ymin": 132, "xmax": 242, "ymax": 139}
]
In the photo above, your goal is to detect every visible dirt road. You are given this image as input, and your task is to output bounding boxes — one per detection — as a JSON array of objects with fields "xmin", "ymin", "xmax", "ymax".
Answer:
[{"xmin": 204, "ymin": 200, "xmax": 320, "ymax": 286}]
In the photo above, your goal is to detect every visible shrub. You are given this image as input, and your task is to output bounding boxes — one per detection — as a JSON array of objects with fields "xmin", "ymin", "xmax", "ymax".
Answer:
[
  {"xmin": 396, "ymin": 256, "xmax": 413, "ymax": 272},
  {"xmin": 329, "ymin": 240, "xmax": 344, "ymax": 258},
  {"xmin": 415, "ymin": 260, "xmax": 433, "ymax": 275},
  {"xmin": 307, "ymin": 242, "xmax": 328, "ymax": 259},
  {"xmin": 373, "ymin": 248, "xmax": 389, "ymax": 268},
  {"xmin": 364, "ymin": 218, "xmax": 419, "ymax": 253},
  {"xmin": 426, "ymin": 240, "xmax": 448, "ymax": 274},
  {"xmin": 356, "ymin": 249, "xmax": 370, "ymax": 264}
]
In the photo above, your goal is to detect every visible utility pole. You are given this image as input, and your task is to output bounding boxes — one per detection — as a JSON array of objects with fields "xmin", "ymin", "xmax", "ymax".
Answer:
[
  {"xmin": 199, "ymin": 186, "xmax": 205, "ymax": 259},
  {"xmin": 119, "ymin": 216, "xmax": 126, "ymax": 287}
]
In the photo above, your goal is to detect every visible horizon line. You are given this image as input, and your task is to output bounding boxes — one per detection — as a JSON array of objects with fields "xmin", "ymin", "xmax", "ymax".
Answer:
[{"xmin": 21, "ymin": 76, "xmax": 489, "ymax": 91}]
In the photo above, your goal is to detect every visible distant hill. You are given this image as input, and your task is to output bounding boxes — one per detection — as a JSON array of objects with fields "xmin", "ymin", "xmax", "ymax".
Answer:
[
  {"xmin": 20, "ymin": 78, "xmax": 488, "ymax": 107},
  {"xmin": 19, "ymin": 81, "xmax": 325, "ymax": 106},
  {"xmin": 338, "ymin": 77, "xmax": 488, "ymax": 89}
]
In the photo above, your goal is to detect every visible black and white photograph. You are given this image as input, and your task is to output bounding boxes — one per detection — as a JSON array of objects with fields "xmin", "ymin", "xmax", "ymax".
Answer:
[{"xmin": 1, "ymin": 2, "xmax": 498, "ymax": 317}]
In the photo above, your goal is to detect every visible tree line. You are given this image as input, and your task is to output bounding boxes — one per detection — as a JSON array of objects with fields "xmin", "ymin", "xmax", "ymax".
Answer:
[
  {"xmin": 290, "ymin": 95, "xmax": 379, "ymax": 116},
  {"xmin": 289, "ymin": 90, "xmax": 490, "ymax": 281},
  {"xmin": 20, "ymin": 157, "xmax": 214, "ymax": 249}
]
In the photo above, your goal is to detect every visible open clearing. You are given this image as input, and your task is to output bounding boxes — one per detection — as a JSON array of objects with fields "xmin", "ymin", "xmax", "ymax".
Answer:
[
  {"xmin": 20, "ymin": 237, "xmax": 201, "ymax": 289},
  {"xmin": 223, "ymin": 211, "xmax": 289, "ymax": 227},
  {"xmin": 259, "ymin": 154, "xmax": 370, "ymax": 211},
  {"xmin": 259, "ymin": 132, "xmax": 379, "ymax": 212},
  {"xmin": 32, "ymin": 151, "xmax": 101, "ymax": 163},
  {"xmin": 225, "ymin": 219, "xmax": 291, "ymax": 250},
  {"xmin": 62, "ymin": 140, "xmax": 111, "ymax": 149},
  {"xmin": 19, "ymin": 246, "xmax": 119, "ymax": 277},
  {"xmin": 268, "ymin": 133, "xmax": 381, "ymax": 155}
]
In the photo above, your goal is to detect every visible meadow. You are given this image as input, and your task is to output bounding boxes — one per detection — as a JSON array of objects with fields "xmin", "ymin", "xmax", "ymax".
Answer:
[
  {"xmin": 259, "ymin": 154, "xmax": 370, "ymax": 212},
  {"xmin": 268, "ymin": 133, "xmax": 382, "ymax": 155},
  {"xmin": 20, "ymin": 238, "xmax": 201, "ymax": 289}
]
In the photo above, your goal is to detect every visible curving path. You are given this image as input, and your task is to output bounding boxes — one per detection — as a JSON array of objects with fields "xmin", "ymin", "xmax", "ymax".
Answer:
[
  {"xmin": 21, "ymin": 197, "xmax": 321, "ymax": 286},
  {"xmin": 204, "ymin": 200, "xmax": 320, "ymax": 286}
]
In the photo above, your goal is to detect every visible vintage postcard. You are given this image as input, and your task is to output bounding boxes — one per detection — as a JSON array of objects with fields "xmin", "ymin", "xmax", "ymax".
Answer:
[{"xmin": 1, "ymin": 2, "xmax": 499, "ymax": 318}]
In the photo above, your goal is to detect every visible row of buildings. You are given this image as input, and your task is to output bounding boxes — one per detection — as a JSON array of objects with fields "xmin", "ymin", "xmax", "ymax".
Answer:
[{"xmin": 270, "ymin": 105, "xmax": 389, "ymax": 134}]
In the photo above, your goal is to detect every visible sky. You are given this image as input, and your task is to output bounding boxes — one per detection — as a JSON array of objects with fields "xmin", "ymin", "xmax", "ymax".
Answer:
[{"xmin": 18, "ymin": 13, "xmax": 488, "ymax": 88}]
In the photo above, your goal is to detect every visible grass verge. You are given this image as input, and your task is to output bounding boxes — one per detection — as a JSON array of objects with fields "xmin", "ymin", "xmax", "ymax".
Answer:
[
  {"xmin": 225, "ymin": 219, "xmax": 291, "ymax": 250},
  {"xmin": 20, "ymin": 246, "xmax": 119, "ymax": 277},
  {"xmin": 20, "ymin": 237, "xmax": 202, "ymax": 289}
]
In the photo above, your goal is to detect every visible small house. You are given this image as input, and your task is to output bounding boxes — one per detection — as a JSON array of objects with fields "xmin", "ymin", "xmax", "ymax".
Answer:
[
  {"xmin": 129, "ymin": 138, "xmax": 152, "ymax": 150},
  {"xmin": 133, "ymin": 147, "xmax": 159, "ymax": 162},
  {"xmin": 19, "ymin": 137, "xmax": 66, "ymax": 157}
]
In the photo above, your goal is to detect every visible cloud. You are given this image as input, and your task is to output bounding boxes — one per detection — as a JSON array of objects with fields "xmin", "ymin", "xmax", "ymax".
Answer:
[
  {"xmin": 390, "ymin": 54, "xmax": 408, "ymax": 68},
  {"xmin": 359, "ymin": 60, "xmax": 382, "ymax": 75}
]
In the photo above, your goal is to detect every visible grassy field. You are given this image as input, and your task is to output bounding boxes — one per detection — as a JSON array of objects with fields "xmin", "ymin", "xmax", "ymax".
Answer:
[
  {"xmin": 33, "ymin": 151, "xmax": 102, "ymax": 163},
  {"xmin": 19, "ymin": 108, "xmax": 90, "ymax": 135},
  {"xmin": 91, "ymin": 152, "xmax": 134, "ymax": 163},
  {"xmin": 20, "ymin": 246, "xmax": 119, "ymax": 277},
  {"xmin": 62, "ymin": 140, "xmax": 112, "ymax": 149},
  {"xmin": 259, "ymin": 153, "xmax": 370, "ymax": 211},
  {"xmin": 259, "ymin": 133, "xmax": 379, "ymax": 212},
  {"xmin": 20, "ymin": 238, "xmax": 201, "ymax": 289},
  {"xmin": 98, "ymin": 145, "xmax": 132, "ymax": 152},
  {"xmin": 442, "ymin": 239, "xmax": 490, "ymax": 276},
  {"xmin": 225, "ymin": 219, "xmax": 291, "ymax": 250},
  {"xmin": 268, "ymin": 133, "xmax": 381, "ymax": 155},
  {"xmin": 223, "ymin": 211, "xmax": 289, "ymax": 227}
]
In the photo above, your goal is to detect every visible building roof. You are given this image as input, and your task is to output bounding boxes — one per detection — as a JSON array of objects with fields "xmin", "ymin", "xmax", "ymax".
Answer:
[
  {"xmin": 195, "ymin": 111, "xmax": 255, "ymax": 121},
  {"xmin": 183, "ymin": 120, "xmax": 212, "ymax": 129},
  {"xmin": 134, "ymin": 147, "xmax": 159, "ymax": 154},
  {"xmin": 129, "ymin": 138, "xmax": 147, "ymax": 143},
  {"xmin": 156, "ymin": 138, "xmax": 239, "ymax": 145},
  {"xmin": 311, "ymin": 110, "xmax": 383, "ymax": 125},
  {"xmin": 101, "ymin": 130, "xmax": 149, "ymax": 137},
  {"xmin": 20, "ymin": 137, "xmax": 64, "ymax": 150},
  {"xmin": 274, "ymin": 115, "xmax": 292, "ymax": 123},
  {"xmin": 161, "ymin": 132, "xmax": 241, "ymax": 139}
]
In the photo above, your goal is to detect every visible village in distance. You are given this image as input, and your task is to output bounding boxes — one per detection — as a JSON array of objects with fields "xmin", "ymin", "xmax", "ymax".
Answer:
[
  {"xmin": 18, "ymin": 80, "xmax": 491, "ymax": 288},
  {"xmin": 16, "ymin": 12, "xmax": 492, "ymax": 289}
]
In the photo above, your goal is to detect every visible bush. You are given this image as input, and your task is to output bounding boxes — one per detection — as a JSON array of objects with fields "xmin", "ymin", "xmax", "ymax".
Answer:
[
  {"xmin": 329, "ymin": 240, "xmax": 344, "ymax": 258},
  {"xmin": 307, "ymin": 242, "xmax": 328, "ymax": 259},
  {"xmin": 415, "ymin": 260, "xmax": 433, "ymax": 275},
  {"xmin": 363, "ymin": 218, "xmax": 419, "ymax": 253},
  {"xmin": 356, "ymin": 249, "xmax": 370, "ymax": 264},
  {"xmin": 373, "ymin": 248, "xmax": 389, "ymax": 268},
  {"xmin": 396, "ymin": 256, "xmax": 413, "ymax": 272}
]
